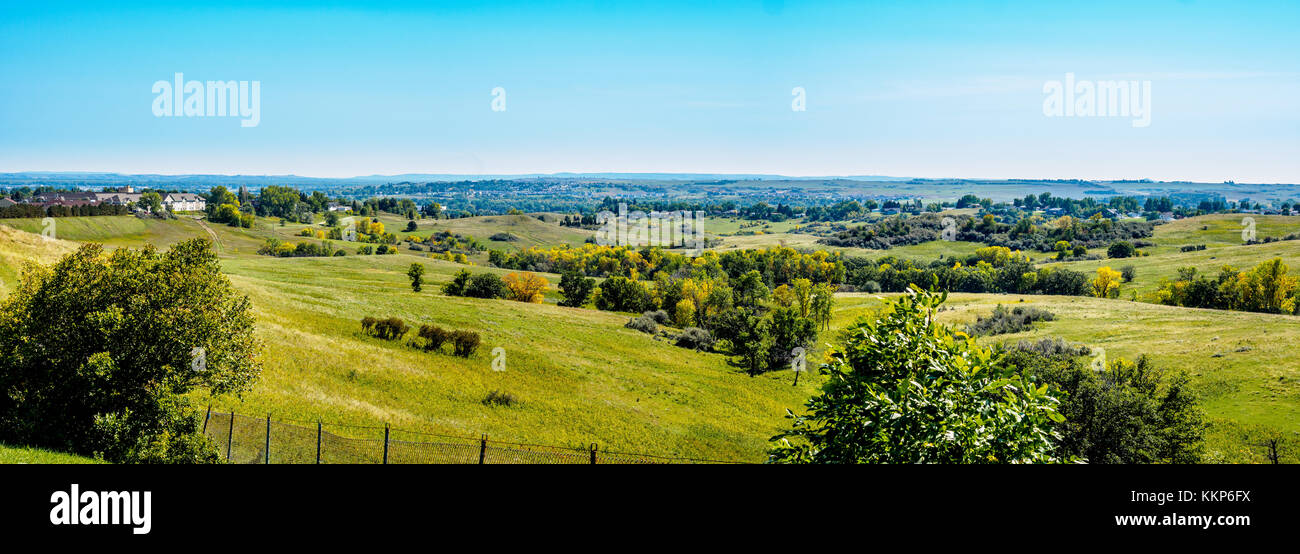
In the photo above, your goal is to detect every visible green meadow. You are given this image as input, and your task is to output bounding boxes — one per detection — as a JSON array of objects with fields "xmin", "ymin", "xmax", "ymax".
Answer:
[{"xmin": 2, "ymin": 212, "xmax": 1297, "ymax": 463}]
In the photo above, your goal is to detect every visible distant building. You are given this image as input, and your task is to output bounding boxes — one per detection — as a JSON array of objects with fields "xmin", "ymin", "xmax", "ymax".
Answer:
[
  {"xmin": 93, "ymin": 192, "xmax": 143, "ymax": 206},
  {"xmin": 0, "ymin": 198, "xmax": 16, "ymax": 208},
  {"xmin": 327, "ymin": 202, "xmax": 351, "ymax": 212},
  {"xmin": 163, "ymin": 193, "xmax": 206, "ymax": 212}
]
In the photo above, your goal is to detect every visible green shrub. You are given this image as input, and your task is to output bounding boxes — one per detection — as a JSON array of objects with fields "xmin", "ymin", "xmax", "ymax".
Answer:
[
  {"xmin": 625, "ymin": 315, "xmax": 658, "ymax": 334},
  {"xmin": 364, "ymin": 317, "xmax": 409, "ymax": 340},
  {"xmin": 415, "ymin": 324, "xmax": 452, "ymax": 353},
  {"xmin": 676, "ymin": 327, "xmax": 714, "ymax": 351},
  {"xmin": 482, "ymin": 390, "xmax": 517, "ymax": 407},
  {"xmin": 451, "ymin": 330, "xmax": 481, "ymax": 357},
  {"xmin": 966, "ymin": 304, "xmax": 1055, "ymax": 337}
]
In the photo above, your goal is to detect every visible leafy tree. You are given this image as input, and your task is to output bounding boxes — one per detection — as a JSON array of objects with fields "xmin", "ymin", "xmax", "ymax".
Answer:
[
  {"xmin": 443, "ymin": 269, "xmax": 471, "ymax": 296},
  {"xmin": 140, "ymin": 191, "xmax": 163, "ymax": 214},
  {"xmin": 0, "ymin": 239, "xmax": 261, "ymax": 463},
  {"xmin": 465, "ymin": 273, "xmax": 506, "ymax": 299},
  {"xmin": 730, "ymin": 312, "xmax": 773, "ymax": 377},
  {"xmin": 1004, "ymin": 350, "xmax": 1206, "ymax": 463},
  {"xmin": 767, "ymin": 305, "xmax": 816, "ymax": 371},
  {"xmin": 408, "ymin": 263, "xmax": 426, "ymax": 292},
  {"xmin": 558, "ymin": 270, "xmax": 595, "ymax": 307},
  {"xmin": 810, "ymin": 283, "xmax": 835, "ymax": 330},
  {"xmin": 1107, "ymin": 241, "xmax": 1136, "ymax": 258},
  {"xmin": 769, "ymin": 287, "xmax": 1065, "ymax": 464},
  {"xmin": 791, "ymin": 278, "xmax": 814, "ymax": 318},
  {"xmin": 594, "ymin": 276, "xmax": 653, "ymax": 313},
  {"xmin": 733, "ymin": 269, "xmax": 770, "ymax": 308},
  {"xmin": 1091, "ymin": 267, "xmax": 1123, "ymax": 298},
  {"xmin": 503, "ymin": 272, "xmax": 548, "ymax": 303},
  {"xmin": 1054, "ymin": 240, "xmax": 1071, "ymax": 260}
]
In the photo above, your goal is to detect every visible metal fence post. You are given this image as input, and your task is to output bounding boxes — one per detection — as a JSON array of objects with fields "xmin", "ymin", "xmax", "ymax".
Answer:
[
  {"xmin": 382, "ymin": 425, "xmax": 390, "ymax": 464},
  {"xmin": 264, "ymin": 413, "xmax": 271, "ymax": 464},
  {"xmin": 202, "ymin": 404, "xmax": 212, "ymax": 434},
  {"xmin": 590, "ymin": 443, "xmax": 598, "ymax": 465},
  {"xmin": 478, "ymin": 434, "xmax": 487, "ymax": 464},
  {"xmin": 316, "ymin": 421, "xmax": 322, "ymax": 464},
  {"xmin": 226, "ymin": 410, "xmax": 234, "ymax": 462}
]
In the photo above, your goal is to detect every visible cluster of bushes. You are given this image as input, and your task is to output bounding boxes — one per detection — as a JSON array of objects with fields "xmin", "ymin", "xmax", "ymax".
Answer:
[
  {"xmin": 361, "ymin": 316, "xmax": 409, "ymax": 340},
  {"xmin": 1243, "ymin": 232, "xmax": 1300, "ymax": 246},
  {"xmin": 417, "ymin": 230, "xmax": 486, "ymax": 253},
  {"xmin": 844, "ymin": 255, "xmax": 1092, "ymax": 296},
  {"xmin": 821, "ymin": 212, "xmax": 1154, "ymax": 254},
  {"xmin": 623, "ymin": 310, "xmax": 716, "ymax": 352},
  {"xmin": 1155, "ymin": 258, "xmax": 1298, "ymax": 314},
  {"xmin": 965, "ymin": 305, "xmax": 1056, "ymax": 336},
  {"xmin": 207, "ymin": 203, "xmax": 255, "ymax": 228},
  {"xmin": 1180, "ymin": 244, "xmax": 1207, "ymax": 252},
  {"xmin": 605, "ymin": 271, "xmax": 829, "ymax": 374},
  {"xmin": 442, "ymin": 269, "xmax": 548, "ymax": 302},
  {"xmin": 356, "ymin": 244, "xmax": 398, "ymax": 255},
  {"xmin": 490, "ymin": 244, "xmax": 844, "ymax": 287},
  {"xmin": 360, "ymin": 317, "xmax": 481, "ymax": 357},
  {"xmin": 257, "ymin": 239, "xmax": 344, "ymax": 257},
  {"xmin": 1005, "ymin": 337, "xmax": 1094, "ymax": 358},
  {"xmin": 413, "ymin": 324, "xmax": 481, "ymax": 357},
  {"xmin": 625, "ymin": 310, "xmax": 665, "ymax": 333}
]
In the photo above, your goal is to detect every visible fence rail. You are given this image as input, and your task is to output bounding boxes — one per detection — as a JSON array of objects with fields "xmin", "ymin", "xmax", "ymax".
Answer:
[{"xmin": 200, "ymin": 408, "xmax": 739, "ymax": 464}]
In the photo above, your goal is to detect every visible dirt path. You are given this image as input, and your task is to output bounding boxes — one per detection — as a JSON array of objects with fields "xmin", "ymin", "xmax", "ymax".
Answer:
[{"xmin": 193, "ymin": 216, "xmax": 225, "ymax": 253}]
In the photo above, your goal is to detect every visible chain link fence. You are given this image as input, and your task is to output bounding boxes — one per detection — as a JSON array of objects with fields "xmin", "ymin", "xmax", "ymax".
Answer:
[{"xmin": 201, "ymin": 408, "xmax": 738, "ymax": 464}]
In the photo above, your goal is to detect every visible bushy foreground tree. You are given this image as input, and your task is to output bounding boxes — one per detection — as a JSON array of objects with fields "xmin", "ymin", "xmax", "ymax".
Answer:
[
  {"xmin": 1004, "ymin": 350, "xmax": 1206, "ymax": 464},
  {"xmin": 0, "ymin": 239, "xmax": 261, "ymax": 463},
  {"xmin": 769, "ymin": 287, "xmax": 1065, "ymax": 464}
]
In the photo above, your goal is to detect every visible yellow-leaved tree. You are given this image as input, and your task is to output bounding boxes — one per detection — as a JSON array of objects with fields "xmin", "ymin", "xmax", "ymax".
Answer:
[{"xmin": 1091, "ymin": 266, "xmax": 1123, "ymax": 298}]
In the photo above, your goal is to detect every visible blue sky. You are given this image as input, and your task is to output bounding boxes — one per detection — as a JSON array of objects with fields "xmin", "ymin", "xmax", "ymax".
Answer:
[{"xmin": 1, "ymin": 0, "xmax": 1297, "ymax": 181}]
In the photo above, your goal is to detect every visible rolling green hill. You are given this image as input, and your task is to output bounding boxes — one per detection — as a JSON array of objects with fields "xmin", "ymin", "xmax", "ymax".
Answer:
[
  {"xmin": 1044, "ymin": 214, "xmax": 1300, "ymax": 297},
  {"xmin": 3, "ymin": 213, "xmax": 1297, "ymax": 463}
]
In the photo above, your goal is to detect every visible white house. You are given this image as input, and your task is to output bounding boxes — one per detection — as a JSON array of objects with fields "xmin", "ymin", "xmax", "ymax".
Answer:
[{"xmin": 163, "ymin": 193, "xmax": 207, "ymax": 212}]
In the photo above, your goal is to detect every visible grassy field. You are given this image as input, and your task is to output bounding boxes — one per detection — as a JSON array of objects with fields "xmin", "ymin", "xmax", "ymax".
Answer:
[
  {"xmin": 0, "ymin": 443, "xmax": 102, "ymax": 464},
  {"xmin": 832, "ymin": 292, "xmax": 1300, "ymax": 463},
  {"xmin": 4, "ymin": 212, "xmax": 1298, "ymax": 463},
  {"xmin": 200, "ymin": 253, "xmax": 824, "ymax": 461}
]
